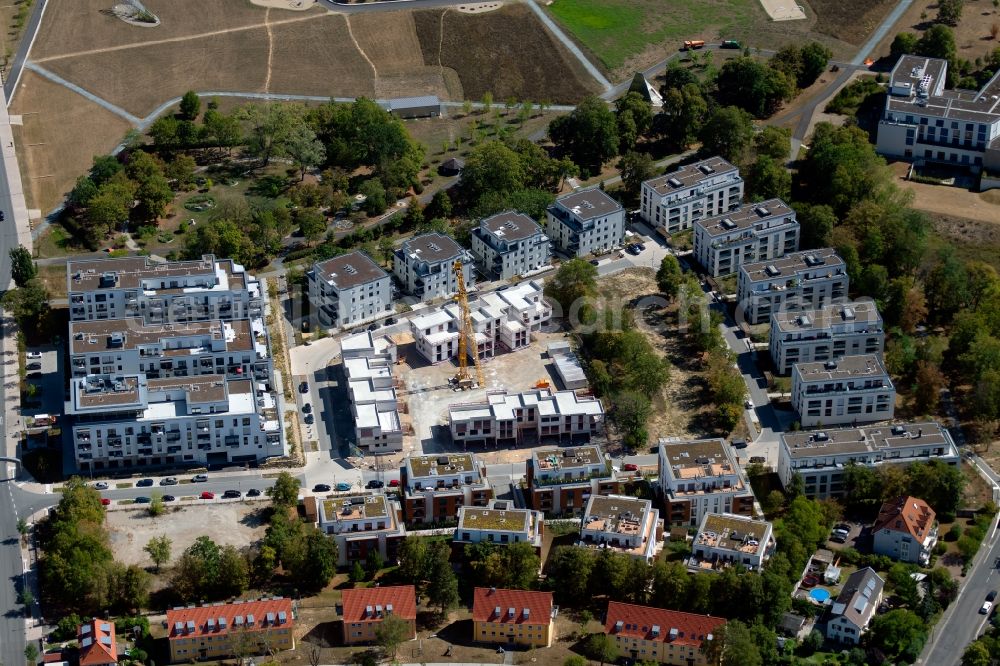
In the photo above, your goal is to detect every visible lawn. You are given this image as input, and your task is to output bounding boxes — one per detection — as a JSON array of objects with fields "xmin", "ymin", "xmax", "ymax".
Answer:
[{"xmin": 547, "ymin": 0, "xmax": 756, "ymax": 73}]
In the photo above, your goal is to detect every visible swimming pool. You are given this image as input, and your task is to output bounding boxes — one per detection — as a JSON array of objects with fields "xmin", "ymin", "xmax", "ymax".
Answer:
[{"xmin": 809, "ymin": 588, "xmax": 831, "ymax": 603}]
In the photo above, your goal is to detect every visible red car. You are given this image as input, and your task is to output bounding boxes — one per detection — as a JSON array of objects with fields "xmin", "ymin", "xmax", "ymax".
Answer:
[
  {"xmin": 101, "ymin": 498, "xmax": 111, "ymax": 506},
  {"xmin": 200, "ymin": 491, "xmax": 215, "ymax": 500},
  {"xmin": 388, "ymin": 479, "xmax": 400, "ymax": 487},
  {"xmin": 623, "ymin": 463, "xmax": 639, "ymax": 471}
]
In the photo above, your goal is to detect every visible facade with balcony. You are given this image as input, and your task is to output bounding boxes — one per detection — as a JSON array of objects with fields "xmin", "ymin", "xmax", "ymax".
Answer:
[
  {"xmin": 67, "ymin": 374, "xmax": 283, "ymax": 471},
  {"xmin": 545, "ymin": 188, "xmax": 625, "ymax": 257},
  {"xmin": 307, "ymin": 251, "xmax": 392, "ymax": 330},
  {"xmin": 691, "ymin": 512, "xmax": 774, "ymax": 571},
  {"xmin": 657, "ymin": 438, "xmax": 755, "ymax": 527},
  {"xmin": 524, "ymin": 445, "xmax": 622, "ymax": 515},
  {"xmin": 737, "ymin": 248, "xmax": 849, "ymax": 325},
  {"xmin": 454, "ymin": 500, "xmax": 544, "ymax": 552},
  {"xmin": 693, "ymin": 199, "xmax": 799, "ymax": 277},
  {"xmin": 578, "ymin": 494, "xmax": 663, "ymax": 562},
  {"xmin": 791, "ymin": 355, "xmax": 895, "ymax": 428},
  {"xmin": 400, "ymin": 453, "xmax": 492, "ymax": 524},
  {"xmin": 640, "ymin": 157, "xmax": 743, "ymax": 235},
  {"xmin": 872, "ymin": 496, "xmax": 937, "ymax": 565},
  {"xmin": 471, "ymin": 211, "xmax": 551, "ymax": 280},
  {"xmin": 67, "ymin": 255, "xmax": 263, "ymax": 323},
  {"xmin": 392, "ymin": 233, "xmax": 474, "ymax": 302},
  {"xmin": 317, "ymin": 494, "xmax": 407, "ymax": 566},
  {"xmin": 342, "ymin": 331, "xmax": 404, "ymax": 452},
  {"xmin": 770, "ymin": 300, "xmax": 884, "ymax": 375}
]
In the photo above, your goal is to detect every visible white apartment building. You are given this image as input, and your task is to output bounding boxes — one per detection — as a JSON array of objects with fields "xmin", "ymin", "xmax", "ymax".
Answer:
[
  {"xmin": 525, "ymin": 445, "xmax": 623, "ymax": 515},
  {"xmin": 778, "ymin": 422, "xmax": 960, "ymax": 498},
  {"xmin": 876, "ymin": 54, "xmax": 1000, "ymax": 172},
  {"xmin": 401, "ymin": 453, "xmax": 492, "ymax": 524},
  {"xmin": 67, "ymin": 255, "xmax": 263, "ymax": 323},
  {"xmin": 341, "ymin": 331, "xmax": 403, "ymax": 452},
  {"xmin": 471, "ymin": 212, "xmax": 551, "ymax": 280},
  {"xmin": 317, "ymin": 494, "xmax": 407, "ymax": 566},
  {"xmin": 770, "ymin": 300, "xmax": 885, "ymax": 375},
  {"xmin": 454, "ymin": 500, "xmax": 544, "ymax": 550},
  {"xmin": 545, "ymin": 188, "xmax": 625, "ymax": 258},
  {"xmin": 449, "ymin": 388, "xmax": 605, "ymax": 448},
  {"xmin": 691, "ymin": 513, "xmax": 774, "ymax": 571},
  {"xmin": 737, "ymin": 248, "xmax": 849, "ymax": 325},
  {"xmin": 792, "ymin": 354, "xmax": 895, "ymax": 428},
  {"xmin": 392, "ymin": 233, "xmax": 474, "ymax": 302},
  {"xmin": 409, "ymin": 281, "xmax": 549, "ymax": 364},
  {"xmin": 640, "ymin": 157, "xmax": 743, "ymax": 234},
  {"xmin": 578, "ymin": 494, "xmax": 663, "ymax": 562},
  {"xmin": 68, "ymin": 317, "xmax": 273, "ymax": 384},
  {"xmin": 693, "ymin": 199, "xmax": 799, "ymax": 277},
  {"xmin": 657, "ymin": 438, "xmax": 756, "ymax": 527},
  {"xmin": 66, "ymin": 374, "xmax": 284, "ymax": 472},
  {"xmin": 308, "ymin": 251, "xmax": 392, "ymax": 330}
]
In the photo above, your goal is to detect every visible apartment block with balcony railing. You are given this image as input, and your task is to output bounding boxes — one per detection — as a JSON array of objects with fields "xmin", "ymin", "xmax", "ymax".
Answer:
[
  {"xmin": 657, "ymin": 438, "xmax": 756, "ymax": 527},
  {"xmin": 545, "ymin": 188, "xmax": 625, "ymax": 258},
  {"xmin": 770, "ymin": 299, "xmax": 884, "ymax": 375},
  {"xmin": 693, "ymin": 199, "xmax": 799, "ymax": 277},
  {"xmin": 470, "ymin": 211, "xmax": 552, "ymax": 280},
  {"xmin": 400, "ymin": 453, "xmax": 492, "ymax": 524},
  {"xmin": 640, "ymin": 157, "xmax": 743, "ymax": 235},
  {"xmin": 791, "ymin": 355, "xmax": 895, "ymax": 428},
  {"xmin": 392, "ymin": 233, "xmax": 474, "ymax": 302},
  {"xmin": 524, "ymin": 444, "xmax": 621, "ymax": 516},
  {"xmin": 308, "ymin": 251, "xmax": 392, "ymax": 331},
  {"xmin": 737, "ymin": 248, "xmax": 849, "ymax": 325}
]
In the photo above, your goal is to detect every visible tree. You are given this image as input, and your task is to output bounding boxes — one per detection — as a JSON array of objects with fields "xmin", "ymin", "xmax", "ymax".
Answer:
[
  {"xmin": 656, "ymin": 255, "xmax": 683, "ymax": 299},
  {"xmin": 238, "ymin": 103, "xmax": 302, "ymax": 166},
  {"xmin": 713, "ymin": 620, "xmax": 761, "ymax": 666},
  {"xmin": 165, "ymin": 153, "xmax": 197, "ymax": 187},
  {"xmin": 548, "ymin": 96, "xmax": 619, "ymax": 175},
  {"xmin": 87, "ymin": 180, "xmax": 135, "ymax": 236},
  {"xmin": 699, "ymin": 106, "xmax": 754, "ymax": 163},
  {"xmin": 914, "ymin": 360, "xmax": 945, "ymax": 414},
  {"xmin": 375, "ymin": 613, "xmax": 409, "ymax": 659},
  {"xmin": 9, "ymin": 246, "xmax": 36, "ymax": 288},
  {"xmin": 754, "ymin": 126, "xmax": 791, "ymax": 160},
  {"xmin": 865, "ymin": 609, "xmax": 927, "ymax": 662},
  {"xmin": 586, "ymin": 633, "xmax": 619, "ymax": 666},
  {"xmin": 147, "ymin": 493, "xmax": 165, "ymax": 517},
  {"xmin": 425, "ymin": 543, "xmax": 458, "ymax": 615},
  {"xmin": 293, "ymin": 527, "xmax": 337, "ymax": 592},
  {"xmin": 564, "ymin": 657, "xmax": 587, "ymax": 666},
  {"xmin": 397, "ymin": 536, "xmax": 429, "ymax": 588},
  {"xmin": 25, "ymin": 642, "xmax": 38, "ymax": 665},
  {"xmin": 544, "ymin": 258, "xmax": 597, "ymax": 317},
  {"xmin": 796, "ymin": 202, "xmax": 836, "ymax": 249},
  {"xmin": 425, "ymin": 190, "xmax": 452, "ymax": 220},
  {"xmin": 2, "ymin": 279, "xmax": 50, "ymax": 330},
  {"xmin": 962, "ymin": 640, "xmax": 991, "ymax": 666},
  {"xmin": 716, "ymin": 57, "xmax": 793, "ymax": 118},
  {"xmin": 656, "ymin": 83, "xmax": 707, "ymax": 147},
  {"xmin": 614, "ymin": 92, "xmax": 653, "ymax": 152},
  {"xmin": 799, "ymin": 42, "xmax": 833, "ymax": 87},
  {"xmin": 936, "ymin": 0, "xmax": 964, "ymax": 26},
  {"xmin": 297, "ymin": 208, "xmax": 327, "ymax": 242},
  {"xmin": 179, "ymin": 91, "xmax": 202, "ymax": 121},
  {"xmin": 285, "ymin": 124, "xmax": 326, "ymax": 181},
  {"xmin": 892, "ymin": 32, "xmax": 920, "ymax": 57},
  {"xmin": 617, "ymin": 151, "xmax": 655, "ymax": 201},
  {"xmin": 614, "ymin": 390, "xmax": 651, "ymax": 449},
  {"xmin": 745, "ymin": 155, "xmax": 791, "ymax": 200},
  {"xmin": 144, "ymin": 536, "xmax": 171, "ymax": 572},
  {"xmin": 267, "ymin": 471, "xmax": 301, "ymax": 508},
  {"xmin": 359, "ymin": 179, "xmax": 387, "ymax": 216},
  {"xmin": 461, "ymin": 141, "xmax": 527, "ymax": 199},
  {"xmin": 917, "ymin": 24, "xmax": 957, "ymax": 63}
]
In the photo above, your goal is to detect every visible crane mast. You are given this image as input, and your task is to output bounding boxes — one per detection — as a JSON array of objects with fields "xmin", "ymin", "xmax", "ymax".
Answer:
[{"xmin": 452, "ymin": 260, "xmax": 485, "ymax": 389}]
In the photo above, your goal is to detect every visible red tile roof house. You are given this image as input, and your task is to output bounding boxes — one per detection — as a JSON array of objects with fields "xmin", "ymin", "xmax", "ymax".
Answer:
[
  {"xmin": 872, "ymin": 495, "xmax": 938, "ymax": 565},
  {"xmin": 341, "ymin": 586, "xmax": 417, "ymax": 645},
  {"xmin": 78, "ymin": 619, "xmax": 118, "ymax": 666},
  {"xmin": 604, "ymin": 601, "xmax": 725, "ymax": 666},
  {"xmin": 471, "ymin": 587, "xmax": 555, "ymax": 648}
]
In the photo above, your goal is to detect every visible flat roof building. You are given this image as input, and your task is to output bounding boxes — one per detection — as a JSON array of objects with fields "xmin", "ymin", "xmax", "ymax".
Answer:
[
  {"xmin": 317, "ymin": 494, "xmax": 407, "ymax": 566},
  {"xmin": 400, "ymin": 453, "xmax": 492, "ymax": 524},
  {"xmin": 770, "ymin": 300, "xmax": 884, "ymax": 376},
  {"xmin": 691, "ymin": 512, "xmax": 774, "ymax": 571},
  {"xmin": 546, "ymin": 188, "xmax": 625, "ymax": 258},
  {"xmin": 454, "ymin": 500, "xmax": 544, "ymax": 551},
  {"xmin": 693, "ymin": 198, "xmax": 799, "ymax": 277},
  {"xmin": 791, "ymin": 354, "xmax": 895, "ymax": 427},
  {"xmin": 308, "ymin": 251, "xmax": 392, "ymax": 330},
  {"xmin": 578, "ymin": 494, "xmax": 664, "ymax": 562},
  {"xmin": 471, "ymin": 211, "xmax": 552, "ymax": 280},
  {"xmin": 737, "ymin": 248, "xmax": 849, "ymax": 325},
  {"xmin": 525, "ymin": 444, "xmax": 622, "ymax": 516},
  {"xmin": 640, "ymin": 157, "xmax": 743, "ymax": 235},
  {"xmin": 392, "ymin": 233, "xmax": 474, "ymax": 302},
  {"xmin": 657, "ymin": 438, "xmax": 756, "ymax": 527}
]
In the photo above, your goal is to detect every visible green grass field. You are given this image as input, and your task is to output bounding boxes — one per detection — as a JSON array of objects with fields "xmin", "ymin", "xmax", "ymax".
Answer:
[{"xmin": 547, "ymin": 0, "xmax": 755, "ymax": 73}]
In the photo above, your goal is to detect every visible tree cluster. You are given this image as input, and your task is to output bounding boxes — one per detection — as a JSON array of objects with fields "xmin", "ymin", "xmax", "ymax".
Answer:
[
  {"xmin": 841, "ymin": 459, "xmax": 965, "ymax": 521},
  {"xmin": 461, "ymin": 139, "xmax": 570, "ymax": 216},
  {"xmin": 393, "ymin": 536, "xmax": 459, "ymax": 615}
]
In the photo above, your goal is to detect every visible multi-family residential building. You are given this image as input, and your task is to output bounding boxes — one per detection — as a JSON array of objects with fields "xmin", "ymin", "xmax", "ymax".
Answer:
[
  {"xmin": 691, "ymin": 512, "xmax": 774, "ymax": 571},
  {"xmin": 400, "ymin": 453, "xmax": 492, "ymax": 524},
  {"xmin": 769, "ymin": 300, "xmax": 884, "ymax": 375},
  {"xmin": 341, "ymin": 331, "xmax": 404, "ymax": 452},
  {"xmin": 449, "ymin": 388, "xmax": 605, "ymax": 448},
  {"xmin": 876, "ymin": 54, "xmax": 1000, "ymax": 172},
  {"xmin": 78, "ymin": 619, "xmax": 118, "ymax": 666},
  {"xmin": 472, "ymin": 588, "xmax": 555, "ymax": 648},
  {"xmin": 737, "ymin": 248, "xmax": 848, "ymax": 325},
  {"xmin": 307, "ymin": 251, "xmax": 392, "ymax": 330},
  {"xmin": 66, "ymin": 373, "xmax": 283, "ymax": 471},
  {"xmin": 657, "ymin": 439, "xmax": 756, "ymax": 527},
  {"xmin": 68, "ymin": 317, "xmax": 273, "ymax": 383},
  {"xmin": 392, "ymin": 232, "xmax": 474, "ymax": 301},
  {"xmin": 791, "ymin": 354, "xmax": 895, "ymax": 427},
  {"xmin": 872, "ymin": 496, "xmax": 938, "ymax": 565},
  {"xmin": 578, "ymin": 494, "xmax": 664, "ymax": 562},
  {"xmin": 826, "ymin": 568, "xmax": 884, "ymax": 645},
  {"xmin": 778, "ymin": 422, "xmax": 961, "ymax": 498},
  {"xmin": 604, "ymin": 601, "xmax": 725, "ymax": 666},
  {"xmin": 67, "ymin": 255, "xmax": 263, "ymax": 323},
  {"xmin": 471, "ymin": 211, "xmax": 551, "ymax": 280},
  {"xmin": 316, "ymin": 494, "xmax": 406, "ymax": 566},
  {"xmin": 453, "ymin": 500, "xmax": 544, "ymax": 552},
  {"xmin": 524, "ymin": 445, "xmax": 621, "ymax": 515},
  {"xmin": 693, "ymin": 199, "xmax": 799, "ymax": 277},
  {"xmin": 640, "ymin": 157, "xmax": 743, "ymax": 235},
  {"xmin": 545, "ymin": 188, "xmax": 625, "ymax": 258},
  {"xmin": 341, "ymin": 586, "xmax": 416, "ymax": 646},
  {"xmin": 166, "ymin": 599, "xmax": 294, "ymax": 663},
  {"xmin": 409, "ymin": 281, "xmax": 550, "ymax": 364}
]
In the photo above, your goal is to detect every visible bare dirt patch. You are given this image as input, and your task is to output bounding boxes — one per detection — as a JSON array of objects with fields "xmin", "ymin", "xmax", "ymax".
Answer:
[
  {"xmin": 413, "ymin": 4, "xmax": 602, "ymax": 105},
  {"xmin": 869, "ymin": 0, "xmax": 1000, "ymax": 63},
  {"xmin": 10, "ymin": 70, "xmax": 133, "ymax": 212},
  {"xmin": 808, "ymin": 0, "xmax": 897, "ymax": 46},
  {"xmin": 105, "ymin": 502, "xmax": 268, "ymax": 568},
  {"xmin": 888, "ymin": 161, "xmax": 1000, "ymax": 225}
]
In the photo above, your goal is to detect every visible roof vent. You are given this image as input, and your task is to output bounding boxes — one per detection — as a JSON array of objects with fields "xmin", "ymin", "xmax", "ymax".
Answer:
[
  {"xmin": 765, "ymin": 265, "xmax": 781, "ymax": 277},
  {"xmin": 842, "ymin": 306, "xmax": 856, "ymax": 320},
  {"xmin": 754, "ymin": 206, "xmax": 770, "ymax": 217},
  {"xmin": 697, "ymin": 164, "xmax": 715, "ymax": 175},
  {"xmin": 814, "ymin": 431, "xmax": 829, "ymax": 442},
  {"xmin": 891, "ymin": 425, "xmax": 906, "ymax": 436},
  {"xmin": 667, "ymin": 177, "xmax": 682, "ymax": 188},
  {"xmin": 824, "ymin": 360, "xmax": 838, "ymax": 370},
  {"xmin": 720, "ymin": 218, "xmax": 737, "ymax": 230}
]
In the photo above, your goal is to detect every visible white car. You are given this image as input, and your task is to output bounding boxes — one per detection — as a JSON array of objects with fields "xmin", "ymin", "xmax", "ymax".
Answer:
[
  {"xmin": 26, "ymin": 352, "xmax": 42, "ymax": 359},
  {"xmin": 981, "ymin": 601, "xmax": 993, "ymax": 615},
  {"xmin": 94, "ymin": 481, "xmax": 109, "ymax": 490}
]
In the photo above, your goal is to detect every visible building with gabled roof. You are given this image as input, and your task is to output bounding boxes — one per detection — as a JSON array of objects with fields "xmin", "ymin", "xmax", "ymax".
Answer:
[
  {"xmin": 472, "ymin": 587, "xmax": 555, "ymax": 647},
  {"xmin": 604, "ymin": 601, "xmax": 725, "ymax": 666},
  {"xmin": 78, "ymin": 619, "xmax": 118, "ymax": 666},
  {"xmin": 872, "ymin": 496, "xmax": 937, "ymax": 565},
  {"xmin": 826, "ymin": 568, "xmax": 884, "ymax": 645},
  {"xmin": 341, "ymin": 586, "xmax": 417, "ymax": 645},
  {"xmin": 166, "ymin": 598, "xmax": 294, "ymax": 663}
]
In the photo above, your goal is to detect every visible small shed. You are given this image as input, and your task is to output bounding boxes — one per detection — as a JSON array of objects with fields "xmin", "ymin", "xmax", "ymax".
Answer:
[
  {"xmin": 439, "ymin": 157, "xmax": 465, "ymax": 176},
  {"xmin": 778, "ymin": 613, "xmax": 806, "ymax": 638},
  {"xmin": 387, "ymin": 95, "xmax": 441, "ymax": 119}
]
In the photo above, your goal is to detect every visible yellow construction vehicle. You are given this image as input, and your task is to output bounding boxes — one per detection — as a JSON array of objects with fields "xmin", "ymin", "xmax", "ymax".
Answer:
[{"xmin": 452, "ymin": 260, "xmax": 485, "ymax": 389}]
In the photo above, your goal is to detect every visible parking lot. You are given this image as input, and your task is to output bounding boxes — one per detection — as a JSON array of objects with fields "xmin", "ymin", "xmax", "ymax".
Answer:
[{"xmin": 22, "ymin": 346, "xmax": 62, "ymax": 423}]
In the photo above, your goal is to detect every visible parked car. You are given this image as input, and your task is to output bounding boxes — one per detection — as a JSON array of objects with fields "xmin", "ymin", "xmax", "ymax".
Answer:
[
  {"xmin": 366, "ymin": 480, "xmax": 385, "ymax": 489},
  {"xmin": 200, "ymin": 491, "xmax": 215, "ymax": 500},
  {"xmin": 385, "ymin": 317, "xmax": 397, "ymax": 325},
  {"xmin": 26, "ymin": 372, "xmax": 41, "ymax": 379},
  {"xmin": 987, "ymin": 590, "xmax": 997, "ymax": 602},
  {"xmin": 94, "ymin": 481, "xmax": 109, "ymax": 490},
  {"xmin": 304, "ymin": 414, "xmax": 315, "ymax": 425},
  {"xmin": 192, "ymin": 474, "xmax": 209, "ymax": 483},
  {"xmin": 101, "ymin": 498, "xmax": 111, "ymax": 506},
  {"xmin": 589, "ymin": 259, "xmax": 600, "ymax": 266},
  {"xmin": 160, "ymin": 477, "xmax": 178, "ymax": 486},
  {"xmin": 162, "ymin": 495, "xmax": 176, "ymax": 502},
  {"xmin": 622, "ymin": 463, "xmax": 639, "ymax": 472},
  {"xmin": 26, "ymin": 362, "xmax": 41, "ymax": 371},
  {"xmin": 223, "ymin": 490, "xmax": 241, "ymax": 499},
  {"xmin": 744, "ymin": 398, "xmax": 754, "ymax": 409},
  {"xmin": 732, "ymin": 439, "xmax": 748, "ymax": 449},
  {"xmin": 134, "ymin": 496, "xmax": 151, "ymax": 504},
  {"xmin": 246, "ymin": 488, "xmax": 262, "ymax": 497},
  {"xmin": 303, "ymin": 403, "xmax": 312, "ymax": 413},
  {"xmin": 313, "ymin": 484, "xmax": 332, "ymax": 492},
  {"xmin": 368, "ymin": 323, "xmax": 379, "ymax": 331},
  {"xmin": 26, "ymin": 352, "xmax": 42, "ymax": 359},
  {"xmin": 389, "ymin": 479, "xmax": 400, "ymax": 487},
  {"xmin": 721, "ymin": 39, "xmax": 742, "ymax": 48},
  {"xmin": 136, "ymin": 478, "xmax": 154, "ymax": 487},
  {"xmin": 335, "ymin": 482, "xmax": 352, "ymax": 492},
  {"xmin": 749, "ymin": 456, "xmax": 766, "ymax": 464},
  {"xmin": 982, "ymin": 600, "xmax": 994, "ymax": 615},
  {"xmin": 299, "ymin": 381, "xmax": 309, "ymax": 394}
]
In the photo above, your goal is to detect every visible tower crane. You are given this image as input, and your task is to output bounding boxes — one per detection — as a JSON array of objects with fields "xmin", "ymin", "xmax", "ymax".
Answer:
[{"xmin": 452, "ymin": 259, "xmax": 485, "ymax": 389}]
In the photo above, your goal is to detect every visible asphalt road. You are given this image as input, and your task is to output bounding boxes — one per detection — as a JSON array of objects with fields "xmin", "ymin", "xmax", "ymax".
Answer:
[{"xmin": 2, "ymin": 0, "xmax": 46, "ymax": 102}]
